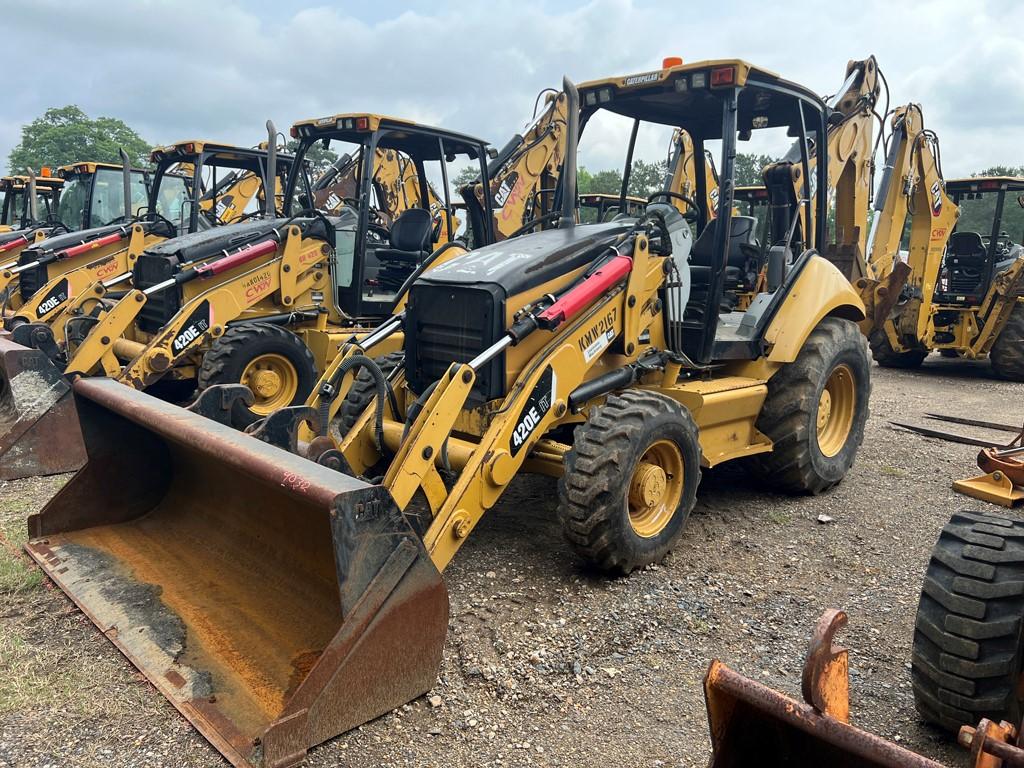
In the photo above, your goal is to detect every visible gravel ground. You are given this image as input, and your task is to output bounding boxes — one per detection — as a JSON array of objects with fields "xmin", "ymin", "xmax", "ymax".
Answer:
[{"xmin": 0, "ymin": 356, "xmax": 1021, "ymax": 768}]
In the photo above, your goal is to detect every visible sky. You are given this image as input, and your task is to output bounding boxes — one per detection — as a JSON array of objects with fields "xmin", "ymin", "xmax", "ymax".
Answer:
[{"xmin": 2, "ymin": 0, "xmax": 1022, "ymax": 179}]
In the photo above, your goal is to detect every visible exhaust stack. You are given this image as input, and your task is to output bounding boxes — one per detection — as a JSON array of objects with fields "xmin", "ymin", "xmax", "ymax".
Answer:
[
  {"xmin": 119, "ymin": 148, "xmax": 132, "ymax": 221},
  {"xmin": 265, "ymin": 120, "xmax": 278, "ymax": 218},
  {"xmin": 27, "ymin": 169, "xmax": 39, "ymax": 224}
]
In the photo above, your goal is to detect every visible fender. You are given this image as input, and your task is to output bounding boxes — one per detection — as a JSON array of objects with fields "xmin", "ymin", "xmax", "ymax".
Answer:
[{"xmin": 763, "ymin": 255, "xmax": 865, "ymax": 363}]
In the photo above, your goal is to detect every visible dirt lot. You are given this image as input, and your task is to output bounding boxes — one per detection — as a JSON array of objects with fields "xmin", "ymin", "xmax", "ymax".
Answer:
[{"xmin": 0, "ymin": 356, "xmax": 1021, "ymax": 768}]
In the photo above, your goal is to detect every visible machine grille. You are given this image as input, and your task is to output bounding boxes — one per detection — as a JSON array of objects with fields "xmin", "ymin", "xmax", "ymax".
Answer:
[
  {"xmin": 405, "ymin": 283, "xmax": 504, "ymax": 402},
  {"xmin": 133, "ymin": 254, "xmax": 181, "ymax": 333}
]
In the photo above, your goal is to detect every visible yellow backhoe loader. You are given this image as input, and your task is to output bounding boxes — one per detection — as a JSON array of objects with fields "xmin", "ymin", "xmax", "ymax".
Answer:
[
  {"xmin": 0, "ymin": 172, "xmax": 66, "ymax": 265},
  {"xmin": 0, "ymin": 170, "xmax": 63, "ymax": 230},
  {"xmin": 5, "ymin": 141, "xmax": 293, "ymax": 342},
  {"xmin": 853, "ymin": 106, "xmax": 1024, "ymax": 379},
  {"xmin": 26, "ymin": 60, "xmax": 872, "ymax": 767},
  {"xmin": 0, "ymin": 142, "xmax": 292, "ymax": 479}
]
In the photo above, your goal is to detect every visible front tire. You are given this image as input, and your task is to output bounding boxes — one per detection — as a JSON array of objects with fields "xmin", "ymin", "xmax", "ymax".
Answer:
[
  {"xmin": 197, "ymin": 323, "xmax": 317, "ymax": 427},
  {"xmin": 557, "ymin": 390, "xmax": 701, "ymax": 575},
  {"xmin": 912, "ymin": 511, "xmax": 1024, "ymax": 732},
  {"xmin": 869, "ymin": 328, "xmax": 928, "ymax": 369},
  {"xmin": 753, "ymin": 317, "xmax": 870, "ymax": 494},
  {"xmin": 990, "ymin": 304, "xmax": 1024, "ymax": 382}
]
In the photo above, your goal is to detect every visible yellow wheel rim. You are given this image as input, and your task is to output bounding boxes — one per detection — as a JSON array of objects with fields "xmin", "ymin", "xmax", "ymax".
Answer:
[
  {"xmin": 627, "ymin": 439, "xmax": 684, "ymax": 538},
  {"xmin": 240, "ymin": 353, "xmax": 299, "ymax": 415},
  {"xmin": 817, "ymin": 363, "xmax": 856, "ymax": 458}
]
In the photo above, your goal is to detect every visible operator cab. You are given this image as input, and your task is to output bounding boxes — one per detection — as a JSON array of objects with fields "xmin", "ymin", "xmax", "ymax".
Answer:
[
  {"xmin": 0, "ymin": 173, "xmax": 64, "ymax": 229},
  {"xmin": 576, "ymin": 60, "xmax": 829, "ymax": 363},
  {"xmin": 56, "ymin": 162, "xmax": 154, "ymax": 230},
  {"xmin": 939, "ymin": 176, "xmax": 1024, "ymax": 305},
  {"xmin": 285, "ymin": 114, "xmax": 494, "ymax": 321},
  {"xmin": 149, "ymin": 140, "xmax": 294, "ymax": 234}
]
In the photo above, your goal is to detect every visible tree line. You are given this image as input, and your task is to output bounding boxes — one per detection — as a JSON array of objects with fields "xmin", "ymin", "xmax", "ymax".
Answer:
[{"xmin": 7, "ymin": 106, "xmax": 1021, "ymax": 192}]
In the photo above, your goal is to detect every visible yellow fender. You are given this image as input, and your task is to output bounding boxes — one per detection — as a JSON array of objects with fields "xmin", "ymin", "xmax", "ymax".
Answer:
[{"xmin": 764, "ymin": 255, "xmax": 865, "ymax": 363}]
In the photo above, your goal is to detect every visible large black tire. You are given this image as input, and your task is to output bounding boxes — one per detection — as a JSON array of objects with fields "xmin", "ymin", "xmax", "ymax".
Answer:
[
  {"xmin": 557, "ymin": 390, "xmax": 701, "ymax": 575},
  {"xmin": 336, "ymin": 351, "xmax": 404, "ymax": 437},
  {"xmin": 990, "ymin": 304, "xmax": 1024, "ymax": 382},
  {"xmin": 197, "ymin": 322, "xmax": 316, "ymax": 427},
  {"xmin": 911, "ymin": 511, "xmax": 1024, "ymax": 732},
  {"xmin": 869, "ymin": 328, "xmax": 928, "ymax": 369},
  {"xmin": 753, "ymin": 317, "xmax": 870, "ymax": 494}
]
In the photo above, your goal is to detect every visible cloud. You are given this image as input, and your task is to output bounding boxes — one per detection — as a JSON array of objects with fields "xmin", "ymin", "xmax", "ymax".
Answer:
[{"xmin": 1, "ymin": 0, "xmax": 1021, "ymax": 179}]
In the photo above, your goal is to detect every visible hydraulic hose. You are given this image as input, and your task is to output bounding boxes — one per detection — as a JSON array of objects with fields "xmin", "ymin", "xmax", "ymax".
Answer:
[{"xmin": 318, "ymin": 354, "xmax": 389, "ymax": 453}]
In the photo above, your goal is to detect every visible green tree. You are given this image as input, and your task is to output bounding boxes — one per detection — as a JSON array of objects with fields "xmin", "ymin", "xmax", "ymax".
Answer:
[
  {"xmin": 973, "ymin": 165, "xmax": 1024, "ymax": 178},
  {"xmin": 7, "ymin": 105, "xmax": 150, "ymax": 172},
  {"xmin": 452, "ymin": 164, "xmax": 481, "ymax": 190},
  {"xmin": 626, "ymin": 159, "xmax": 668, "ymax": 197},
  {"xmin": 734, "ymin": 153, "xmax": 777, "ymax": 187},
  {"xmin": 577, "ymin": 167, "xmax": 623, "ymax": 195},
  {"xmin": 286, "ymin": 139, "xmax": 340, "ymax": 180}
]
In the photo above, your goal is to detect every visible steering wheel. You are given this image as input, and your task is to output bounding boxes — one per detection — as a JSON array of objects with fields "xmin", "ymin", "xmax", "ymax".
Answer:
[
  {"xmin": 647, "ymin": 191, "xmax": 700, "ymax": 217},
  {"xmin": 367, "ymin": 221, "xmax": 391, "ymax": 241}
]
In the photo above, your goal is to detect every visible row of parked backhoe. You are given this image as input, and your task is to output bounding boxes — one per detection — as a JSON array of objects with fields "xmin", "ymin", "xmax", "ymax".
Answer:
[{"xmin": 2, "ymin": 54, "xmax": 1023, "ymax": 767}]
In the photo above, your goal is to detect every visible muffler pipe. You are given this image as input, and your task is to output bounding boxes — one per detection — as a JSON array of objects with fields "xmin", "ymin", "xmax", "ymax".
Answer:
[
  {"xmin": 558, "ymin": 75, "xmax": 579, "ymax": 230},
  {"xmin": 119, "ymin": 148, "xmax": 132, "ymax": 220},
  {"xmin": 265, "ymin": 120, "xmax": 277, "ymax": 218},
  {"xmin": 27, "ymin": 169, "xmax": 39, "ymax": 223}
]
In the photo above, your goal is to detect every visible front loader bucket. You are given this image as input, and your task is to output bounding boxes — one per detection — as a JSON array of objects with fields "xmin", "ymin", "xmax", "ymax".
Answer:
[
  {"xmin": 704, "ymin": 610, "xmax": 945, "ymax": 767},
  {"xmin": 0, "ymin": 336, "xmax": 86, "ymax": 479},
  {"xmin": 24, "ymin": 378, "xmax": 448, "ymax": 768}
]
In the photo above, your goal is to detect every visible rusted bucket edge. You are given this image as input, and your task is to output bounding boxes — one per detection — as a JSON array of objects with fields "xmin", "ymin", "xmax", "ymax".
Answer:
[
  {"xmin": 72, "ymin": 377, "xmax": 366, "ymax": 506},
  {"xmin": 704, "ymin": 660, "xmax": 946, "ymax": 768}
]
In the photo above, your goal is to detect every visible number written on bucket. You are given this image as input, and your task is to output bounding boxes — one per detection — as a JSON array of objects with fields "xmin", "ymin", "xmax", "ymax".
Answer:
[{"xmin": 281, "ymin": 470, "xmax": 310, "ymax": 493}]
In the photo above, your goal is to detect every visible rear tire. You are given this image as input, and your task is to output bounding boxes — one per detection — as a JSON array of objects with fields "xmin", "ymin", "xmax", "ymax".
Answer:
[
  {"xmin": 753, "ymin": 317, "xmax": 870, "ymax": 494},
  {"xmin": 336, "ymin": 351, "xmax": 404, "ymax": 437},
  {"xmin": 911, "ymin": 511, "xmax": 1024, "ymax": 732},
  {"xmin": 990, "ymin": 304, "xmax": 1024, "ymax": 382},
  {"xmin": 197, "ymin": 323, "xmax": 316, "ymax": 427},
  {"xmin": 870, "ymin": 329, "xmax": 928, "ymax": 369},
  {"xmin": 557, "ymin": 390, "xmax": 701, "ymax": 575}
]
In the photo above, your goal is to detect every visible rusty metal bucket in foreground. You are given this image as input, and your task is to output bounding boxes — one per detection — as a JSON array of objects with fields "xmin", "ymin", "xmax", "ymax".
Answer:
[
  {"xmin": 0, "ymin": 336, "xmax": 86, "ymax": 479},
  {"xmin": 704, "ymin": 609, "xmax": 1024, "ymax": 767},
  {"xmin": 24, "ymin": 378, "xmax": 448, "ymax": 768}
]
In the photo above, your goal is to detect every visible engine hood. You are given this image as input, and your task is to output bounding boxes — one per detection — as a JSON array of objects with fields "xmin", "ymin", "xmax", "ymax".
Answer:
[
  {"xmin": 19, "ymin": 223, "xmax": 131, "ymax": 260},
  {"xmin": 420, "ymin": 222, "xmax": 633, "ymax": 296}
]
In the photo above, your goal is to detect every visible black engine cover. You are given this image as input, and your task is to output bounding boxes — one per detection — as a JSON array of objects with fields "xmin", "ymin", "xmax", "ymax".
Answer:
[{"xmin": 404, "ymin": 222, "xmax": 631, "ymax": 402}]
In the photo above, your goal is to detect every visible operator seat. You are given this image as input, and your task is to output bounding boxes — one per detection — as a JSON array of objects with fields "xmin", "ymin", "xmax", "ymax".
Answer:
[
  {"xmin": 941, "ymin": 230, "xmax": 987, "ymax": 298},
  {"xmin": 688, "ymin": 215, "xmax": 761, "ymax": 289},
  {"xmin": 374, "ymin": 208, "xmax": 434, "ymax": 292}
]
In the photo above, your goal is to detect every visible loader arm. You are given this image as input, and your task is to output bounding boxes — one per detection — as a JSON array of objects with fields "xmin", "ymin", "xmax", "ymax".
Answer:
[{"xmin": 334, "ymin": 232, "xmax": 666, "ymax": 570}]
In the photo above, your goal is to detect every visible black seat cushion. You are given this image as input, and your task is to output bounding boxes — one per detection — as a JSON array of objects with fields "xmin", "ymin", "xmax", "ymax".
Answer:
[
  {"xmin": 948, "ymin": 231, "xmax": 985, "ymax": 258},
  {"xmin": 376, "ymin": 207, "xmax": 433, "ymax": 265},
  {"xmin": 690, "ymin": 215, "xmax": 760, "ymax": 287}
]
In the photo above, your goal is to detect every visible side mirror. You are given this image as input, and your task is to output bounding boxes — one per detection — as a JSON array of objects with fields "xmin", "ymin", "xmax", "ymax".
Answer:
[
  {"xmin": 487, "ymin": 147, "xmax": 498, "ymax": 160},
  {"xmin": 1017, "ymin": 193, "xmax": 1024, "ymax": 209}
]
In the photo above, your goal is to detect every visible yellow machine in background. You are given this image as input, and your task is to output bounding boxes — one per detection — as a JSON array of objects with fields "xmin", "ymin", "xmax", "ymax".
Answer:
[
  {"xmin": 46, "ymin": 116, "xmax": 499, "ymax": 424},
  {"xmin": 24, "ymin": 60, "xmax": 872, "ymax": 767},
  {"xmin": 854, "ymin": 106, "xmax": 1024, "ymax": 379},
  {"xmin": 0, "ymin": 172, "xmax": 63, "ymax": 230}
]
